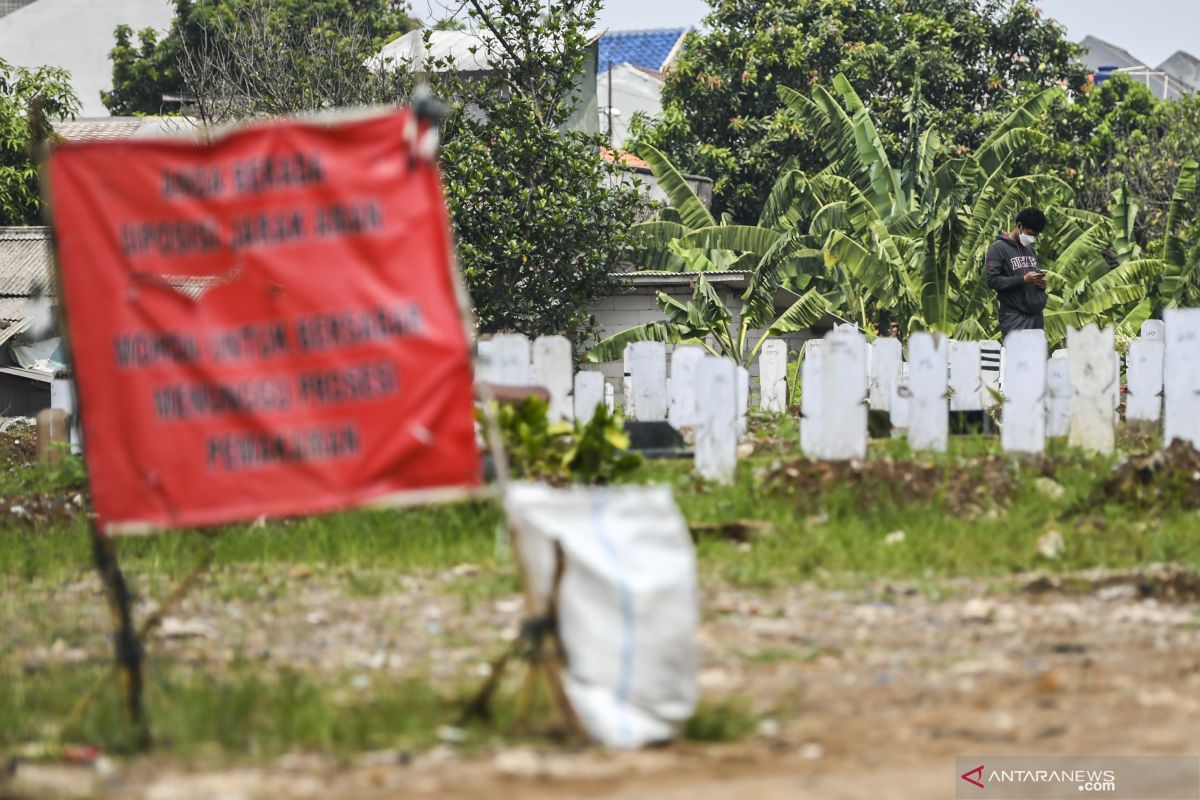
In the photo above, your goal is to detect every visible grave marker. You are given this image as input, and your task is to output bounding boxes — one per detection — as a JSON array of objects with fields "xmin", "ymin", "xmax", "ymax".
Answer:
[
  {"xmin": 604, "ymin": 383, "xmax": 615, "ymax": 413},
  {"xmin": 800, "ymin": 340, "xmax": 824, "ymax": 457},
  {"xmin": 869, "ymin": 337, "xmax": 902, "ymax": 412},
  {"xmin": 627, "ymin": 342, "xmax": 667, "ymax": 421},
  {"xmin": 695, "ymin": 356, "xmax": 737, "ymax": 483},
  {"xmin": 1164, "ymin": 309, "xmax": 1200, "ymax": 448},
  {"xmin": 1141, "ymin": 319, "xmax": 1165, "ymax": 340},
  {"xmin": 737, "ymin": 366, "xmax": 750, "ymax": 435},
  {"xmin": 948, "ymin": 340, "xmax": 982, "ymax": 412},
  {"xmin": 758, "ymin": 339, "xmax": 789, "ymax": 414},
  {"xmin": 669, "ymin": 346, "xmax": 704, "ymax": 429},
  {"xmin": 1001, "ymin": 330, "xmax": 1047, "ymax": 455},
  {"xmin": 907, "ymin": 333, "xmax": 949, "ymax": 452},
  {"xmin": 1045, "ymin": 359, "xmax": 1071, "ymax": 439},
  {"xmin": 574, "ymin": 371, "xmax": 605, "ymax": 423},
  {"xmin": 1067, "ymin": 325, "xmax": 1116, "ymax": 455},
  {"xmin": 890, "ymin": 362, "xmax": 910, "ymax": 434},
  {"xmin": 477, "ymin": 340, "xmax": 497, "ymax": 383},
  {"xmin": 1126, "ymin": 338, "xmax": 1165, "ymax": 424},
  {"xmin": 492, "ymin": 334, "xmax": 532, "ymax": 387},
  {"xmin": 820, "ymin": 328, "xmax": 868, "ymax": 460},
  {"xmin": 980, "ymin": 340, "xmax": 1002, "ymax": 411},
  {"xmin": 532, "ymin": 335, "xmax": 574, "ymax": 421}
]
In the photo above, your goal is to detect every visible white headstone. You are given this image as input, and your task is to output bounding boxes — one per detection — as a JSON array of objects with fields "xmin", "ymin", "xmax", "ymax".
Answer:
[
  {"xmin": 532, "ymin": 335, "xmax": 574, "ymax": 421},
  {"xmin": 1164, "ymin": 309, "xmax": 1200, "ymax": 448},
  {"xmin": 948, "ymin": 340, "xmax": 983, "ymax": 412},
  {"xmin": 1001, "ymin": 330, "xmax": 1047, "ymax": 455},
  {"xmin": 492, "ymin": 333, "xmax": 532, "ymax": 387},
  {"xmin": 1052, "ymin": 349, "xmax": 1069, "ymax": 360},
  {"xmin": 574, "ymin": 371, "xmax": 605, "ymax": 424},
  {"xmin": 736, "ymin": 366, "xmax": 750, "ymax": 435},
  {"xmin": 477, "ymin": 339, "xmax": 497, "ymax": 383},
  {"xmin": 669, "ymin": 346, "xmax": 705, "ymax": 430},
  {"xmin": 695, "ymin": 356, "xmax": 738, "ymax": 484},
  {"xmin": 1066, "ymin": 325, "xmax": 1116, "ymax": 455},
  {"xmin": 800, "ymin": 340, "xmax": 824, "ymax": 457},
  {"xmin": 1112, "ymin": 352, "xmax": 1122, "ymax": 412},
  {"xmin": 1045, "ymin": 359, "xmax": 1071, "ymax": 439},
  {"xmin": 820, "ymin": 328, "xmax": 869, "ymax": 460},
  {"xmin": 50, "ymin": 377, "xmax": 81, "ymax": 454},
  {"xmin": 906, "ymin": 334, "xmax": 949, "ymax": 452},
  {"xmin": 1141, "ymin": 319, "xmax": 1165, "ymax": 340},
  {"xmin": 758, "ymin": 339, "xmax": 789, "ymax": 414},
  {"xmin": 627, "ymin": 342, "xmax": 667, "ymax": 421},
  {"xmin": 1126, "ymin": 339, "xmax": 1165, "ymax": 424},
  {"xmin": 604, "ymin": 383, "xmax": 615, "ymax": 413},
  {"xmin": 890, "ymin": 362, "xmax": 910, "ymax": 433},
  {"xmin": 869, "ymin": 337, "xmax": 902, "ymax": 412},
  {"xmin": 622, "ymin": 348, "xmax": 633, "ymax": 413},
  {"xmin": 980, "ymin": 340, "xmax": 1002, "ymax": 411}
]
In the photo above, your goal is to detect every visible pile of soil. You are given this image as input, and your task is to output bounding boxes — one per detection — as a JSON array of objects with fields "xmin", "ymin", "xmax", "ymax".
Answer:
[
  {"xmin": 764, "ymin": 456, "xmax": 1013, "ymax": 515},
  {"xmin": 1093, "ymin": 440, "xmax": 1200, "ymax": 511},
  {"xmin": 0, "ymin": 430, "xmax": 89, "ymax": 529}
]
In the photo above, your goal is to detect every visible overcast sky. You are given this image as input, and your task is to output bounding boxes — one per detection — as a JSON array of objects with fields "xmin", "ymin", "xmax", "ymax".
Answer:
[{"xmin": 589, "ymin": 0, "xmax": 1199, "ymax": 67}]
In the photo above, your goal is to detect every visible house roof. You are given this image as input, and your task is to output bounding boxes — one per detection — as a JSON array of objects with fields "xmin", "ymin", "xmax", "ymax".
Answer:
[
  {"xmin": 1159, "ymin": 50, "xmax": 1200, "ymax": 92},
  {"xmin": 0, "ymin": 227, "xmax": 53, "ymax": 302},
  {"xmin": 597, "ymin": 28, "xmax": 687, "ymax": 74},
  {"xmin": 54, "ymin": 116, "xmax": 197, "ymax": 142},
  {"xmin": 1078, "ymin": 35, "xmax": 1146, "ymax": 72},
  {"xmin": 601, "ymin": 147, "xmax": 649, "ymax": 169},
  {"xmin": 378, "ymin": 27, "xmax": 605, "ymax": 74},
  {"xmin": 613, "ymin": 270, "xmax": 847, "ymax": 326},
  {"xmin": 55, "ymin": 118, "xmax": 146, "ymax": 142}
]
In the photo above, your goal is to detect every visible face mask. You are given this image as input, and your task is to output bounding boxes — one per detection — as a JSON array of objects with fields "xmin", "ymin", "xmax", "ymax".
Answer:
[{"xmin": 1019, "ymin": 233, "xmax": 1037, "ymax": 247}]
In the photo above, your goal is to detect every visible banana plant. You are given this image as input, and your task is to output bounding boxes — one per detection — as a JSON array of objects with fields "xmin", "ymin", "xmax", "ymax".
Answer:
[
  {"xmin": 1043, "ymin": 162, "xmax": 1198, "ymax": 339},
  {"xmin": 776, "ymin": 73, "xmax": 1075, "ymax": 338},
  {"xmin": 584, "ymin": 273, "xmax": 831, "ymax": 368}
]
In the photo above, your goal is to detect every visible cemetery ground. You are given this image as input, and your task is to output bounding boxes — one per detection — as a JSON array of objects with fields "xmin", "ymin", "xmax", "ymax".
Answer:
[{"xmin": 3, "ymin": 421, "xmax": 1200, "ymax": 799}]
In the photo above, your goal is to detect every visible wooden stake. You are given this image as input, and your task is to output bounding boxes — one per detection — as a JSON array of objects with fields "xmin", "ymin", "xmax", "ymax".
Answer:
[{"xmin": 89, "ymin": 523, "xmax": 149, "ymax": 748}]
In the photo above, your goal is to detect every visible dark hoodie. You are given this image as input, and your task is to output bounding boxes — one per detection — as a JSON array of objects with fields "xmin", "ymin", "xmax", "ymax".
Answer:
[{"xmin": 985, "ymin": 233, "xmax": 1046, "ymax": 335}]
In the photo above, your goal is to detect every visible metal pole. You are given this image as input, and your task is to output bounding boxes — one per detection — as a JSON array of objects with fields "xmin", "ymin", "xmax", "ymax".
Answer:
[{"xmin": 607, "ymin": 59, "xmax": 614, "ymax": 139}]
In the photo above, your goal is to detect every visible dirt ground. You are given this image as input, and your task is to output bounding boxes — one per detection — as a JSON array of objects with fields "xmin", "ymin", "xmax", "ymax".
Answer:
[{"xmin": 6, "ymin": 565, "xmax": 1200, "ymax": 800}]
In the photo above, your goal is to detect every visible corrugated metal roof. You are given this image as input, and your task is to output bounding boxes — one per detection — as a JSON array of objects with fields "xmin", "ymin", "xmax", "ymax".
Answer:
[
  {"xmin": 0, "ymin": 227, "xmax": 53, "ymax": 298},
  {"xmin": 0, "ymin": 318, "xmax": 31, "ymax": 347},
  {"xmin": 55, "ymin": 118, "xmax": 145, "ymax": 142},
  {"xmin": 597, "ymin": 28, "xmax": 687, "ymax": 74}
]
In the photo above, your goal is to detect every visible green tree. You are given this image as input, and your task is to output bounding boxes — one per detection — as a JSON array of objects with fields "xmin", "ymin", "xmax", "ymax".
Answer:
[
  {"xmin": 638, "ymin": 0, "xmax": 1088, "ymax": 224},
  {"xmin": 104, "ymin": 0, "xmax": 417, "ymax": 116},
  {"xmin": 0, "ymin": 58, "xmax": 78, "ymax": 225},
  {"xmin": 432, "ymin": 0, "xmax": 644, "ymax": 341},
  {"xmin": 1034, "ymin": 74, "xmax": 1200, "ymax": 249}
]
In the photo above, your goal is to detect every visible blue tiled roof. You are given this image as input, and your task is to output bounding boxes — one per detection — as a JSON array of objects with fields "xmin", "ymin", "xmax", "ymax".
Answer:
[{"xmin": 597, "ymin": 28, "xmax": 687, "ymax": 74}]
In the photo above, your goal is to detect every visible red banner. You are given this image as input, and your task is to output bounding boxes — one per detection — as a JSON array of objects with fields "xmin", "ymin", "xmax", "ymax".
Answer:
[{"xmin": 47, "ymin": 109, "xmax": 481, "ymax": 533}]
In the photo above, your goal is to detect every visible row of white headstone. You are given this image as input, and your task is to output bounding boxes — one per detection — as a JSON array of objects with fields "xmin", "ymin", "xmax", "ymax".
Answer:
[
  {"xmin": 800, "ymin": 316, "xmax": 1178, "ymax": 459},
  {"xmin": 478, "ymin": 334, "xmax": 767, "ymax": 429}
]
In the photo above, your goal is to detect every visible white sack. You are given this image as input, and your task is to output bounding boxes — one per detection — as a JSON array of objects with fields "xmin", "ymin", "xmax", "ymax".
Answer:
[{"xmin": 504, "ymin": 483, "xmax": 699, "ymax": 749}]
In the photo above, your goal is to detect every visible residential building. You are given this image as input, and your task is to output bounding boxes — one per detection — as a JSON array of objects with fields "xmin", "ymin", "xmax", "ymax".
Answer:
[
  {"xmin": 0, "ymin": 0, "xmax": 175, "ymax": 116},
  {"xmin": 1078, "ymin": 34, "xmax": 1196, "ymax": 100}
]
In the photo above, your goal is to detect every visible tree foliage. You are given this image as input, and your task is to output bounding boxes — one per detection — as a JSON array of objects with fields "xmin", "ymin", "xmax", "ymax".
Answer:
[
  {"xmin": 0, "ymin": 58, "xmax": 78, "ymax": 225},
  {"xmin": 431, "ymin": 0, "xmax": 644, "ymax": 341},
  {"xmin": 104, "ymin": 0, "xmax": 417, "ymax": 117},
  {"xmin": 1033, "ymin": 74, "xmax": 1200, "ymax": 247},
  {"xmin": 637, "ymin": 0, "xmax": 1089, "ymax": 224}
]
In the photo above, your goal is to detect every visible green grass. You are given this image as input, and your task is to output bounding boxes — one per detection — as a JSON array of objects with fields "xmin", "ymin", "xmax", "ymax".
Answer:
[{"xmin": 3, "ymin": 423, "xmax": 1200, "ymax": 761}]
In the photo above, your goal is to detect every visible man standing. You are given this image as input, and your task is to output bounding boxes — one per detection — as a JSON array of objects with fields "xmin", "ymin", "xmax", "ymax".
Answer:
[{"xmin": 985, "ymin": 207, "xmax": 1048, "ymax": 336}]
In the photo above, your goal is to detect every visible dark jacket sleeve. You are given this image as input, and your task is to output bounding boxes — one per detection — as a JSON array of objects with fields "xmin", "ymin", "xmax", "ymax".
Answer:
[{"xmin": 985, "ymin": 243, "xmax": 1025, "ymax": 291}]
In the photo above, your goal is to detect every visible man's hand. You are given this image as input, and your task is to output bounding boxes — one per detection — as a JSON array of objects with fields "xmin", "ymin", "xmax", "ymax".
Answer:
[{"xmin": 1024, "ymin": 270, "xmax": 1046, "ymax": 290}]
